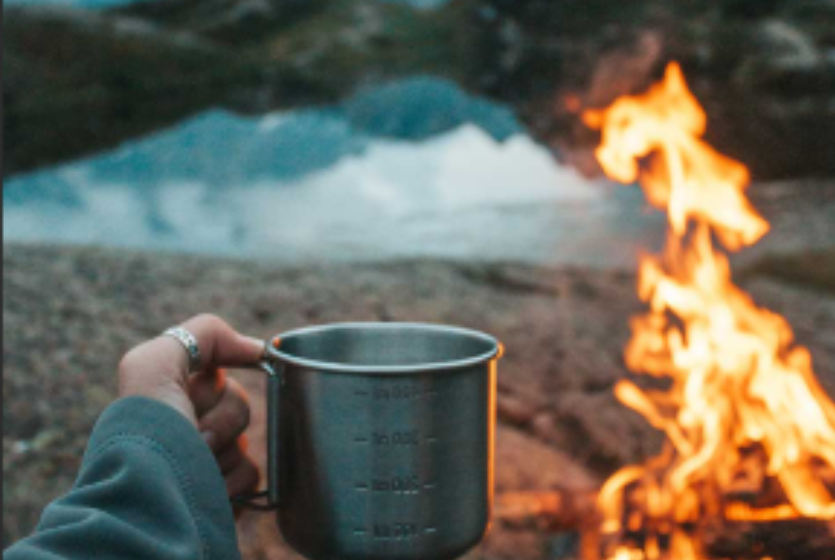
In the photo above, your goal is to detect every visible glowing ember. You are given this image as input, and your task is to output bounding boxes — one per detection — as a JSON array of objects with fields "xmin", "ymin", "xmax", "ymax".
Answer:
[{"xmin": 583, "ymin": 62, "xmax": 835, "ymax": 559}]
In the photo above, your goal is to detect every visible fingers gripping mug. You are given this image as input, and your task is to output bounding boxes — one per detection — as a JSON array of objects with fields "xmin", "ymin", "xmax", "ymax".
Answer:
[{"xmin": 236, "ymin": 323, "xmax": 502, "ymax": 560}]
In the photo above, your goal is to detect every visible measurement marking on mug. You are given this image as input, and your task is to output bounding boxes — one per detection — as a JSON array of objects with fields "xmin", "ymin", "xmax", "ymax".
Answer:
[
  {"xmin": 354, "ymin": 437, "xmax": 370, "ymax": 444},
  {"xmin": 368, "ymin": 476, "xmax": 421, "ymax": 494},
  {"xmin": 371, "ymin": 524, "xmax": 420, "ymax": 540},
  {"xmin": 354, "ymin": 525, "xmax": 437, "ymax": 539},
  {"xmin": 369, "ymin": 385, "xmax": 440, "ymax": 401},
  {"xmin": 423, "ymin": 483, "xmax": 436, "ymax": 490},
  {"xmin": 425, "ymin": 435, "xmax": 439, "ymax": 444},
  {"xmin": 371, "ymin": 430, "xmax": 419, "ymax": 446},
  {"xmin": 354, "ymin": 483, "xmax": 369, "ymax": 491},
  {"xmin": 354, "ymin": 390, "xmax": 370, "ymax": 396}
]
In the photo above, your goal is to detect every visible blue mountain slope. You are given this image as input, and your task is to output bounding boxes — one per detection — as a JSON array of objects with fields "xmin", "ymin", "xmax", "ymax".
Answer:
[
  {"xmin": 85, "ymin": 109, "xmax": 367, "ymax": 191},
  {"xmin": 4, "ymin": 109, "xmax": 365, "ymax": 206},
  {"xmin": 4, "ymin": 75, "xmax": 604, "ymax": 265},
  {"xmin": 345, "ymin": 77, "xmax": 520, "ymax": 142},
  {"xmin": 5, "ymin": 76, "xmax": 520, "ymax": 204}
]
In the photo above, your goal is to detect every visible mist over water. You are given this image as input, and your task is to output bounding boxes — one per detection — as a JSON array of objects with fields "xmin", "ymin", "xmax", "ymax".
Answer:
[
  {"xmin": 4, "ymin": 79, "xmax": 669, "ymax": 268},
  {"xmin": 6, "ymin": 121, "xmax": 665, "ymax": 266}
]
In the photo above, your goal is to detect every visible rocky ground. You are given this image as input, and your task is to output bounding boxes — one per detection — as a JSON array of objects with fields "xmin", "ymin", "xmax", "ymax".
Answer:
[{"xmin": 4, "ymin": 243, "xmax": 835, "ymax": 558}]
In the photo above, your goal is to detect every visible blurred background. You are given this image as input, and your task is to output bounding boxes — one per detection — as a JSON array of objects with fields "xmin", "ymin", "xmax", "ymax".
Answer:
[
  {"xmin": 4, "ymin": 0, "xmax": 835, "ymax": 558},
  {"xmin": 6, "ymin": 0, "xmax": 835, "ymax": 266}
]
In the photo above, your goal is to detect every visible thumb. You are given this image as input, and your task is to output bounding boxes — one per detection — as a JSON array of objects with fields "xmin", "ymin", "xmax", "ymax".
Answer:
[
  {"xmin": 179, "ymin": 314, "xmax": 266, "ymax": 379},
  {"xmin": 118, "ymin": 314, "xmax": 264, "ymax": 425}
]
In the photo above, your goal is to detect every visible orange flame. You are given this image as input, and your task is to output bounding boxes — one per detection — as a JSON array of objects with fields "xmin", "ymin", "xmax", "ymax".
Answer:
[{"xmin": 584, "ymin": 62, "xmax": 835, "ymax": 559}]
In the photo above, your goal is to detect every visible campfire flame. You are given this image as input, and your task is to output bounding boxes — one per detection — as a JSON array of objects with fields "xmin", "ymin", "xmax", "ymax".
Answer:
[{"xmin": 583, "ymin": 62, "xmax": 835, "ymax": 559}]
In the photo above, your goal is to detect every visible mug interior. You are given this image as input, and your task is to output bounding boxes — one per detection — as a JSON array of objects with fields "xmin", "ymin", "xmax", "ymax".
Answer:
[{"xmin": 270, "ymin": 323, "xmax": 499, "ymax": 373}]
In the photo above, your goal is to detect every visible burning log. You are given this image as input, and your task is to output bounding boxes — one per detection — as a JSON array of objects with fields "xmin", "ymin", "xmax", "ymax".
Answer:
[
  {"xmin": 703, "ymin": 518, "xmax": 835, "ymax": 560},
  {"xmin": 494, "ymin": 490, "xmax": 598, "ymax": 532},
  {"xmin": 494, "ymin": 490, "xmax": 835, "ymax": 560}
]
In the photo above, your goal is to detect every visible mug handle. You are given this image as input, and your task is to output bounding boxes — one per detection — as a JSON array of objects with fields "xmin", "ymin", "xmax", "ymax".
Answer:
[{"xmin": 230, "ymin": 359, "xmax": 281, "ymax": 511}]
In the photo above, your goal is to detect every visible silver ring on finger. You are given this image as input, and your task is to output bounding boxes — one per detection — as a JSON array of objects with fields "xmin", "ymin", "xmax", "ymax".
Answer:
[{"xmin": 163, "ymin": 326, "xmax": 202, "ymax": 373}]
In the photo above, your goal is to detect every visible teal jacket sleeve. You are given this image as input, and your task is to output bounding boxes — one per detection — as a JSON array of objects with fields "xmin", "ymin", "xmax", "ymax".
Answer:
[{"xmin": 4, "ymin": 397, "xmax": 241, "ymax": 560}]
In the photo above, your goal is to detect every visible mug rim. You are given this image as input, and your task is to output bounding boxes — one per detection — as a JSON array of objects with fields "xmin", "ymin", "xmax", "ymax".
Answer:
[{"xmin": 265, "ymin": 321, "xmax": 502, "ymax": 374}]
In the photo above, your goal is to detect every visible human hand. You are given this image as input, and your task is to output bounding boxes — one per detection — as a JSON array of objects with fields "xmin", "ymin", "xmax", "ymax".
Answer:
[{"xmin": 118, "ymin": 314, "xmax": 264, "ymax": 497}]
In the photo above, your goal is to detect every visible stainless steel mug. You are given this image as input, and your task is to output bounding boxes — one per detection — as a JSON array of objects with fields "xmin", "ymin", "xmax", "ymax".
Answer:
[{"xmin": 238, "ymin": 322, "xmax": 502, "ymax": 560}]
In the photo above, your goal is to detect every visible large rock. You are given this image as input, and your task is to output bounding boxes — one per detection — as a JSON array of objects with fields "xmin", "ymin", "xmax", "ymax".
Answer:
[{"xmin": 477, "ymin": 0, "xmax": 835, "ymax": 180}]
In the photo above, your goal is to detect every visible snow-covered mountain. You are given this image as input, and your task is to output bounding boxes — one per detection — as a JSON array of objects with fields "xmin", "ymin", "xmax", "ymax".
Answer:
[
  {"xmin": 4, "ymin": 75, "xmax": 637, "ymax": 264},
  {"xmin": 6, "ymin": 76, "xmax": 520, "ymax": 200}
]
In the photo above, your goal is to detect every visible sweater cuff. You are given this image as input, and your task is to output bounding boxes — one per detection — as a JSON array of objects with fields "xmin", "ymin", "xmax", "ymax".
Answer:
[{"xmin": 85, "ymin": 397, "xmax": 237, "ymax": 545}]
